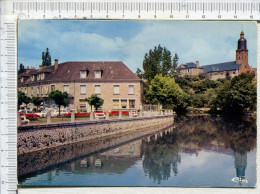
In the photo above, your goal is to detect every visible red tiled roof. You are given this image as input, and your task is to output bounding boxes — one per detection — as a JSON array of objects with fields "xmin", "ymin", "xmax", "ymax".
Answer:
[
  {"xmin": 46, "ymin": 61, "xmax": 140, "ymax": 81},
  {"xmin": 18, "ymin": 61, "xmax": 140, "ymax": 87}
]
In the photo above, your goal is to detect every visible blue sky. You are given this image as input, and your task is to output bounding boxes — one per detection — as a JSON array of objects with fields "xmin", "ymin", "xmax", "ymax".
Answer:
[{"xmin": 18, "ymin": 20, "xmax": 257, "ymax": 72}]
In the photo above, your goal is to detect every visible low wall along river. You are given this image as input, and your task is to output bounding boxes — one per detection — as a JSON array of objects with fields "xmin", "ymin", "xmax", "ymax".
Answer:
[{"xmin": 18, "ymin": 115, "xmax": 174, "ymax": 154}]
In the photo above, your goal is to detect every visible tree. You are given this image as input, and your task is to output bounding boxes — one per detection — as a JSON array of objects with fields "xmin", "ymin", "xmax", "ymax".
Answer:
[
  {"xmin": 42, "ymin": 48, "xmax": 52, "ymax": 66},
  {"xmin": 24, "ymin": 96, "xmax": 31, "ymax": 109},
  {"xmin": 135, "ymin": 68, "xmax": 143, "ymax": 79},
  {"xmin": 213, "ymin": 73, "xmax": 257, "ymax": 115},
  {"xmin": 48, "ymin": 90, "xmax": 68, "ymax": 115},
  {"xmin": 143, "ymin": 45, "xmax": 173, "ymax": 83},
  {"xmin": 31, "ymin": 97, "xmax": 44, "ymax": 111},
  {"xmin": 145, "ymin": 74, "xmax": 189, "ymax": 115},
  {"xmin": 170, "ymin": 53, "xmax": 180, "ymax": 77},
  {"xmin": 18, "ymin": 63, "xmax": 26, "ymax": 75},
  {"xmin": 85, "ymin": 94, "xmax": 104, "ymax": 111},
  {"xmin": 18, "ymin": 91, "xmax": 27, "ymax": 109}
]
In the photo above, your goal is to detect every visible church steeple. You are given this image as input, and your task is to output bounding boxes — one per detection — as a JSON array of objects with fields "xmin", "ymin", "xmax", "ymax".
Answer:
[
  {"xmin": 236, "ymin": 31, "xmax": 251, "ymax": 74},
  {"xmin": 237, "ymin": 31, "xmax": 247, "ymax": 51}
]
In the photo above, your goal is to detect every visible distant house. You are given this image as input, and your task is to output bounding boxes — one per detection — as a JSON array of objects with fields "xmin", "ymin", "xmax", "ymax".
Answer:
[
  {"xmin": 180, "ymin": 31, "xmax": 253, "ymax": 80},
  {"xmin": 18, "ymin": 61, "xmax": 143, "ymax": 111}
]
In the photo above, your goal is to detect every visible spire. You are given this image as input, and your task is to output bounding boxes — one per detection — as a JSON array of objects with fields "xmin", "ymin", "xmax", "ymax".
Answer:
[{"xmin": 237, "ymin": 31, "xmax": 247, "ymax": 50}]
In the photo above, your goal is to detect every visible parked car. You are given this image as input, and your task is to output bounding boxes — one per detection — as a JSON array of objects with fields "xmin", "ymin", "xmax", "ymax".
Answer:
[
  {"xmin": 35, "ymin": 110, "xmax": 48, "ymax": 118},
  {"xmin": 18, "ymin": 110, "xmax": 39, "ymax": 120}
]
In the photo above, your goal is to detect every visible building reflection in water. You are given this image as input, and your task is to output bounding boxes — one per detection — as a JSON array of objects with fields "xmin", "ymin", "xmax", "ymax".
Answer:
[
  {"xmin": 19, "ymin": 116, "xmax": 256, "ymax": 186},
  {"xmin": 140, "ymin": 116, "xmax": 256, "ymax": 185},
  {"xmin": 234, "ymin": 151, "xmax": 247, "ymax": 185}
]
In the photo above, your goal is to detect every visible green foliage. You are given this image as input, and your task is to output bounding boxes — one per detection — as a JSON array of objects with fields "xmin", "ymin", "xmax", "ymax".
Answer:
[
  {"xmin": 85, "ymin": 94, "xmax": 104, "ymax": 111},
  {"xmin": 143, "ymin": 45, "xmax": 175, "ymax": 83},
  {"xmin": 191, "ymin": 93, "xmax": 207, "ymax": 108},
  {"xmin": 31, "ymin": 97, "xmax": 44, "ymax": 110},
  {"xmin": 145, "ymin": 75, "xmax": 189, "ymax": 115},
  {"xmin": 213, "ymin": 73, "xmax": 257, "ymax": 115},
  {"xmin": 170, "ymin": 53, "xmax": 180, "ymax": 77},
  {"xmin": 42, "ymin": 48, "xmax": 52, "ymax": 66},
  {"xmin": 48, "ymin": 90, "xmax": 68, "ymax": 114},
  {"xmin": 135, "ymin": 68, "xmax": 143, "ymax": 79},
  {"xmin": 18, "ymin": 63, "xmax": 26, "ymax": 75},
  {"xmin": 18, "ymin": 91, "xmax": 30, "ymax": 109}
]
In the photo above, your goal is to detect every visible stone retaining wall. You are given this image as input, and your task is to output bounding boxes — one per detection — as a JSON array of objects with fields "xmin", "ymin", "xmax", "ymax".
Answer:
[
  {"xmin": 18, "ymin": 123, "xmax": 173, "ymax": 177},
  {"xmin": 18, "ymin": 115, "xmax": 173, "ymax": 154}
]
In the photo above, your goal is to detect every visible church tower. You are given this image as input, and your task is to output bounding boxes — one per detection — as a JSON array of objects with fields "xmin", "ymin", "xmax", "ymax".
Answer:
[{"xmin": 236, "ymin": 31, "xmax": 251, "ymax": 74}]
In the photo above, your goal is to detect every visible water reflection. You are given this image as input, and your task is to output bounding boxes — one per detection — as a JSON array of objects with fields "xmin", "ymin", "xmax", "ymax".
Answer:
[
  {"xmin": 19, "ymin": 116, "xmax": 256, "ymax": 187},
  {"xmin": 142, "ymin": 116, "xmax": 256, "ymax": 186}
]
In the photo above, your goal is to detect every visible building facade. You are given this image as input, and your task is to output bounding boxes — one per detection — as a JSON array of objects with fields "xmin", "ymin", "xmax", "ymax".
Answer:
[
  {"xmin": 18, "ymin": 61, "xmax": 143, "ymax": 111},
  {"xmin": 179, "ymin": 31, "xmax": 253, "ymax": 80}
]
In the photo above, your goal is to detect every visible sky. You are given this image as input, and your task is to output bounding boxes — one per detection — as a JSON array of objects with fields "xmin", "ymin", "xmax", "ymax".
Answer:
[{"xmin": 18, "ymin": 20, "xmax": 257, "ymax": 72}]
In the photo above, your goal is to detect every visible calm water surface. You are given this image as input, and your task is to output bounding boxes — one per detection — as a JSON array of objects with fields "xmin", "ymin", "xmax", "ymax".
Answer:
[{"xmin": 18, "ymin": 116, "xmax": 256, "ymax": 187}]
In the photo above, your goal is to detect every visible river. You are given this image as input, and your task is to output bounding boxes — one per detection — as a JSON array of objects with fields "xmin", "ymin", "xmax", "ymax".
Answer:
[{"xmin": 18, "ymin": 115, "xmax": 256, "ymax": 187}]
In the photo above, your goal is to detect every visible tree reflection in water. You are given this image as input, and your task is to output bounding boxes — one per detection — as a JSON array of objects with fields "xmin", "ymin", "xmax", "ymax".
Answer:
[{"xmin": 142, "ymin": 116, "xmax": 256, "ymax": 184}]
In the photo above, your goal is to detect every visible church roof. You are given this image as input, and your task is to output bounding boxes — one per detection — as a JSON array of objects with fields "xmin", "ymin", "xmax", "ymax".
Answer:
[
  {"xmin": 182, "ymin": 62, "xmax": 197, "ymax": 69},
  {"xmin": 201, "ymin": 61, "xmax": 241, "ymax": 73}
]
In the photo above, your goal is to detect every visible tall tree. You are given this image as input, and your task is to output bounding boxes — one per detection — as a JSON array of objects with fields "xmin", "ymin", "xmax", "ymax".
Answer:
[
  {"xmin": 170, "ymin": 53, "xmax": 180, "ymax": 77},
  {"xmin": 85, "ymin": 94, "xmax": 104, "ymax": 111},
  {"xmin": 145, "ymin": 74, "xmax": 189, "ymax": 115},
  {"xmin": 143, "ymin": 45, "xmax": 173, "ymax": 83},
  {"xmin": 31, "ymin": 97, "xmax": 44, "ymax": 111},
  {"xmin": 135, "ymin": 68, "xmax": 143, "ymax": 79},
  {"xmin": 48, "ymin": 90, "xmax": 69, "ymax": 115},
  {"xmin": 42, "ymin": 48, "xmax": 52, "ymax": 66},
  {"xmin": 18, "ymin": 63, "xmax": 26, "ymax": 75}
]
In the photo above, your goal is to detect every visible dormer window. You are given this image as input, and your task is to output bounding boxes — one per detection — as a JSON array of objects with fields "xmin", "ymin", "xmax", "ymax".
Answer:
[
  {"xmin": 40, "ymin": 73, "xmax": 45, "ymax": 80},
  {"xmin": 37, "ymin": 74, "xmax": 40, "ymax": 80},
  {"xmin": 80, "ymin": 70, "xmax": 88, "ymax": 79},
  {"xmin": 21, "ymin": 77, "xmax": 24, "ymax": 82},
  {"xmin": 31, "ymin": 75, "xmax": 35, "ymax": 81},
  {"xmin": 95, "ymin": 70, "xmax": 102, "ymax": 78}
]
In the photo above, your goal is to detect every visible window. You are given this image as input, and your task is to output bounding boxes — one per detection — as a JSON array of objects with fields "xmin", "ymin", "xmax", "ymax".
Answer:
[
  {"xmin": 24, "ymin": 88, "xmax": 27, "ymax": 95},
  {"xmin": 114, "ymin": 85, "xmax": 120, "ymax": 94},
  {"xmin": 129, "ymin": 100, "xmax": 135, "ymax": 109},
  {"xmin": 121, "ymin": 99, "xmax": 127, "ymax": 109},
  {"xmin": 45, "ymin": 86, "xmax": 48, "ymax": 94},
  {"xmin": 64, "ymin": 85, "xmax": 69, "ymax": 93},
  {"xmin": 37, "ymin": 87, "xmax": 39, "ymax": 95},
  {"xmin": 233, "ymin": 72, "xmax": 236, "ymax": 74},
  {"xmin": 79, "ymin": 99, "xmax": 86, "ymax": 109},
  {"xmin": 95, "ymin": 70, "xmax": 101, "ymax": 78},
  {"xmin": 41, "ymin": 86, "xmax": 43, "ymax": 94},
  {"xmin": 37, "ymin": 74, "xmax": 40, "ymax": 80},
  {"xmin": 51, "ymin": 85, "xmax": 55, "ymax": 91},
  {"xmin": 128, "ymin": 85, "xmax": 134, "ymax": 95},
  {"xmin": 80, "ymin": 85, "xmax": 86, "ymax": 94},
  {"xmin": 41, "ymin": 73, "xmax": 45, "ymax": 80},
  {"xmin": 95, "ymin": 85, "xmax": 101, "ymax": 94},
  {"xmin": 31, "ymin": 87, "xmax": 33, "ymax": 96},
  {"xmin": 80, "ymin": 70, "xmax": 87, "ymax": 79},
  {"xmin": 21, "ymin": 77, "xmax": 24, "ymax": 82},
  {"xmin": 113, "ymin": 99, "xmax": 119, "ymax": 109},
  {"xmin": 31, "ymin": 75, "xmax": 34, "ymax": 81}
]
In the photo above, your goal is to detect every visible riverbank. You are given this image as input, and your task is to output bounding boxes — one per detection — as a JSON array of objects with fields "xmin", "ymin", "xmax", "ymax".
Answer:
[
  {"xmin": 18, "ymin": 115, "xmax": 174, "ymax": 154},
  {"xmin": 18, "ymin": 123, "xmax": 174, "ymax": 177}
]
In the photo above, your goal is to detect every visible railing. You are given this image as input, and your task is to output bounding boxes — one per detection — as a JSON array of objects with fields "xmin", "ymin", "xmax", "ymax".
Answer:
[{"xmin": 17, "ymin": 109, "xmax": 174, "ymax": 126}]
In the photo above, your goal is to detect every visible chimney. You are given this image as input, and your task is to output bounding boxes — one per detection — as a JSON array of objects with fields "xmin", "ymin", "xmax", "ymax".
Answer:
[
  {"xmin": 26, "ymin": 66, "xmax": 30, "ymax": 73},
  {"xmin": 39, "ymin": 65, "xmax": 43, "ymax": 70},
  {"xmin": 54, "ymin": 59, "xmax": 59, "ymax": 70},
  {"xmin": 196, "ymin": 61, "xmax": 199, "ymax": 68}
]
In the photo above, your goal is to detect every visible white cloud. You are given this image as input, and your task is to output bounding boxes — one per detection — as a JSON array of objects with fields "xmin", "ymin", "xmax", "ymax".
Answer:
[{"xmin": 18, "ymin": 21, "xmax": 257, "ymax": 71}]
